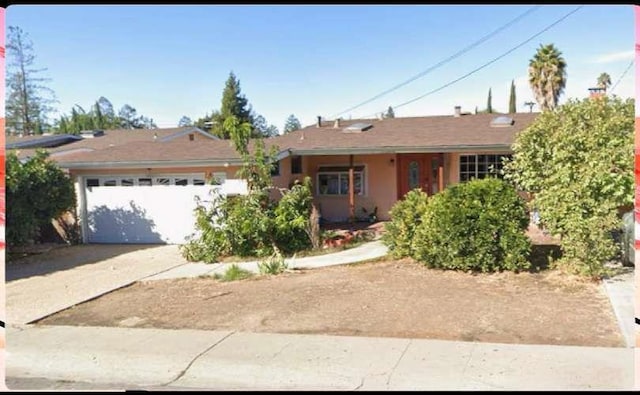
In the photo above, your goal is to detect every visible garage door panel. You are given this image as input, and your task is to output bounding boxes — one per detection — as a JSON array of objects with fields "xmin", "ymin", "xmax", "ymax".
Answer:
[{"xmin": 85, "ymin": 182, "xmax": 246, "ymax": 244}]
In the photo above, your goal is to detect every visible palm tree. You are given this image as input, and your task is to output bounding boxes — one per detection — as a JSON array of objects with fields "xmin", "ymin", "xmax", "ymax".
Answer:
[
  {"xmin": 597, "ymin": 72, "xmax": 612, "ymax": 92},
  {"xmin": 528, "ymin": 44, "xmax": 567, "ymax": 111}
]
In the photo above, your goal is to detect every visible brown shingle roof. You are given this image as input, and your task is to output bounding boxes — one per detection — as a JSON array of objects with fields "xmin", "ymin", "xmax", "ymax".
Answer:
[
  {"xmin": 8, "ymin": 127, "xmax": 214, "ymax": 160},
  {"xmin": 14, "ymin": 113, "xmax": 540, "ymax": 168},
  {"xmin": 268, "ymin": 113, "xmax": 539, "ymax": 154},
  {"xmin": 55, "ymin": 138, "xmax": 242, "ymax": 166}
]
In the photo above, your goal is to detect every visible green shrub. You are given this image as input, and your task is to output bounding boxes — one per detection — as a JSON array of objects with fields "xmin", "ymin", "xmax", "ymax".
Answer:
[
  {"xmin": 6, "ymin": 150, "xmax": 77, "ymax": 248},
  {"xmin": 258, "ymin": 248, "xmax": 288, "ymax": 275},
  {"xmin": 412, "ymin": 178, "xmax": 531, "ymax": 273},
  {"xmin": 181, "ymin": 177, "xmax": 318, "ymax": 263},
  {"xmin": 382, "ymin": 188, "xmax": 429, "ymax": 258},
  {"xmin": 273, "ymin": 177, "xmax": 314, "ymax": 254},
  {"xmin": 214, "ymin": 264, "xmax": 254, "ymax": 282}
]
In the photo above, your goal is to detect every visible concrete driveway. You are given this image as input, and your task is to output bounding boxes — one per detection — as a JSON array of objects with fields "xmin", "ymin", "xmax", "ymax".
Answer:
[{"xmin": 5, "ymin": 244, "xmax": 189, "ymax": 326}]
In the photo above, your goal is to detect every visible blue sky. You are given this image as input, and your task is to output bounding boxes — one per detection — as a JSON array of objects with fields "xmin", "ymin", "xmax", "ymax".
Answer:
[{"xmin": 4, "ymin": 4, "xmax": 636, "ymax": 131}]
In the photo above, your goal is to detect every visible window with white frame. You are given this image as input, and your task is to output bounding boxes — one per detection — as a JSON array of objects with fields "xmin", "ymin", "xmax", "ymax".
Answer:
[
  {"xmin": 459, "ymin": 154, "xmax": 512, "ymax": 182},
  {"xmin": 317, "ymin": 165, "xmax": 365, "ymax": 196},
  {"xmin": 85, "ymin": 174, "xmax": 206, "ymax": 187}
]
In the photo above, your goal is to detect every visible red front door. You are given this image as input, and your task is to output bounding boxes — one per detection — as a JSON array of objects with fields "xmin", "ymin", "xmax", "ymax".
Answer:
[{"xmin": 397, "ymin": 153, "xmax": 443, "ymax": 199}]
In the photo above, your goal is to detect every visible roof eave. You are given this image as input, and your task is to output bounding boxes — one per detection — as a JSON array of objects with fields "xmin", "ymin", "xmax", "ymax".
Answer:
[
  {"xmin": 289, "ymin": 144, "xmax": 513, "ymax": 156},
  {"xmin": 57, "ymin": 159, "xmax": 245, "ymax": 169}
]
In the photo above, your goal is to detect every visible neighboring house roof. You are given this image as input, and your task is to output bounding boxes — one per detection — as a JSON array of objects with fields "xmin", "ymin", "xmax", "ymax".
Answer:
[
  {"xmin": 55, "ymin": 138, "xmax": 245, "ymax": 169},
  {"xmin": 6, "ymin": 134, "xmax": 82, "ymax": 150},
  {"xmin": 8, "ymin": 126, "xmax": 217, "ymax": 160},
  {"xmin": 270, "ymin": 113, "xmax": 538, "ymax": 155}
]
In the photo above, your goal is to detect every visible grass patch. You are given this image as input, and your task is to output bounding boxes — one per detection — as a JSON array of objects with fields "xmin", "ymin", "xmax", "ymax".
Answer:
[{"xmin": 213, "ymin": 264, "xmax": 254, "ymax": 282}]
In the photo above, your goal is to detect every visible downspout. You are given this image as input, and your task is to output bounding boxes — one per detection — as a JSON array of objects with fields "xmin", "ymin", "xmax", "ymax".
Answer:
[{"xmin": 349, "ymin": 154, "xmax": 355, "ymax": 222}]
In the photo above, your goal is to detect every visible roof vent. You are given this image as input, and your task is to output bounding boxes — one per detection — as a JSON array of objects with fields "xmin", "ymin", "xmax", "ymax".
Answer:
[
  {"xmin": 80, "ymin": 129, "xmax": 105, "ymax": 138},
  {"xmin": 490, "ymin": 116, "xmax": 514, "ymax": 127},
  {"xmin": 343, "ymin": 122, "xmax": 373, "ymax": 133}
]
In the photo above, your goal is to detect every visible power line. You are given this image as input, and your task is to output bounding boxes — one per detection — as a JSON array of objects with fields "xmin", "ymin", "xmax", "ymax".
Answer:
[
  {"xmin": 361, "ymin": 5, "xmax": 583, "ymax": 119},
  {"xmin": 329, "ymin": 6, "xmax": 541, "ymax": 119},
  {"xmin": 609, "ymin": 59, "xmax": 634, "ymax": 94}
]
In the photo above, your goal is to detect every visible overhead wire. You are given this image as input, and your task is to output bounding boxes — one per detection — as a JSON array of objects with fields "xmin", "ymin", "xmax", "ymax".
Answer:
[
  {"xmin": 358, "ymin": 5, "xmax": 584, "ymax": 119},
  {"xmin": 328, "ymin": 6, "xmax": 541, "ymax": 119}
]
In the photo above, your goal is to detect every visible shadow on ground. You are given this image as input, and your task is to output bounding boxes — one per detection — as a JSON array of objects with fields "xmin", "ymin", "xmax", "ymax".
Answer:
[
  {"xmin": 6, "ymin": 244, "xmax": 162, "ymax": 282},
  {"xmin": 528, "ymin": 244, "xmax": 562, "ymax": 272}
]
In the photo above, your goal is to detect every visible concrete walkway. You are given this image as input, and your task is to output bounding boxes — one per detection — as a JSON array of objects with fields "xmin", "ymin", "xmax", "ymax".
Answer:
[
  {"xmin": 5, "ymin": 325, "xmax": 635, "ymax": 391},
  {"xmin": 145, "ymin": 240, "xmax": 389, "ymax": 280},
  {"xmin": 601, "ymin": 267, "xmax": 636, "ymax": 348}
]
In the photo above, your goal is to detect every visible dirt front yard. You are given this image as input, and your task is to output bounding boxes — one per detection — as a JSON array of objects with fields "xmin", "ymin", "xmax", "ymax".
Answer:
[{"xmin": 38, "ymin": 258, "xmax": 624, "ymax": 348}]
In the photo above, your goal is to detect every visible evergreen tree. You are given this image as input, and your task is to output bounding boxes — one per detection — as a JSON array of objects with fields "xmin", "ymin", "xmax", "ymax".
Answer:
[
  {"xmin": 283, "ymin": 114, "xmax": 302, "ymax": 134},
  {"xmin": 5, "ymin": 26, "xmax": 57, "ymax": 135},
  {"xmin": 385, "ymin": 106, "xmax": 395, "ymax": 119},
  {"xmin": 509, "ymin": 80, "xmax": 517, "ymax": 114},
  {"xmin": 212, "ymin": 72, "xmax": 253, "ymax": 139},
  {"xmin": 487, "ymin": 88, "xmax": 493, "ymax": 114}
]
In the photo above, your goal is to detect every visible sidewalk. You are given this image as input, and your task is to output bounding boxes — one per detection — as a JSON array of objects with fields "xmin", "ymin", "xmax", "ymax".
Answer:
[{"xmin": 5, "ymin": 325, "xmax": 634, "ymax": 391}]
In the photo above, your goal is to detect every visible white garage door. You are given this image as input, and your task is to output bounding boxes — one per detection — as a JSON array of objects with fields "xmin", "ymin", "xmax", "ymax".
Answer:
[{"xmin": 81, "ymin": 174, "xmax": 247, "ymax": 244}]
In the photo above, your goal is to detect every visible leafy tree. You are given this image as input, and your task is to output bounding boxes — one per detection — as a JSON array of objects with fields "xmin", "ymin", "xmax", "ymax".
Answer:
[
  {"xmin": 211, "ymin": 72, "xmax": 253, "ymax": 139},
  {"xmin": 528, "ymin": 43, "xmax": 567, "ymax": 111},
  {"xmin": 509, "ymin": 80, "xmax": 516, "ymax": 113},
  {"xmin": 118, "ymin": 104, "xmax": 139, "ymax": 129},
  {"xmin": 178, "ymin": 116, "xmax": 193, "ymax": 127},
  {"xmin": 385, "ymin": 106, "xmax": 395, "ymax": 119},
  {"xmin": 486, "ymin": 88, "xmax": 493, "ymax": 113},
  {"xmin": 6, "ymin": 150, "xmax": 76, "ymax": 247},
  {"xmin": 503, "ymin": 96, "xmax": 634, "ymax": 278},
  {"xmin": 283, "ymin": 114, "xmax": 302, "ymax": 134},
  {"xmin": 5, "ymin": 26, "xmax": 57, "ymax": 135},
  {"xmin": 597, "ymin": 72, "xmax": 612, "ymax": 92}
]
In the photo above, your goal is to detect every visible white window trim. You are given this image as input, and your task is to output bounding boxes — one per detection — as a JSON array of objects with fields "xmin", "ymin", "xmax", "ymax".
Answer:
[
  {"xmin": 316, "ymin": 164, "xmax": 367, "ymax": 197},
  {"xmin": 459, "ymin": 154, "xmax": 511, "ymax": 182},
  {"xmin": 84, "ymin": 173, "xmax": 206, "ymax": 187}
]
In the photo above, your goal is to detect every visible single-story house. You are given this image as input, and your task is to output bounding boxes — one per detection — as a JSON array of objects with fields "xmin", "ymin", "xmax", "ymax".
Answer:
[{"xmin": 7, "ymin": 110, "xmax": 539, "ymax": 244}]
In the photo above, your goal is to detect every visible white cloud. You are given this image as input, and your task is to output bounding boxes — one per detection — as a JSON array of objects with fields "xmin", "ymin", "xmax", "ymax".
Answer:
[{"xmin": 591, "ymin": 50, "xmax": 634, "ymax": 64}]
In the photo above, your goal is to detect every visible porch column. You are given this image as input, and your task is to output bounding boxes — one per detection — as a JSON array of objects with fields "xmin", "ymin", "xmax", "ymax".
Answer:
[
  {"xmin": 349, "ymin": 154, "xmax": 355, "ymax": 222},
  {"xmin": 438, "ymin": 155, "xmax": 444, "ymax": 192}
]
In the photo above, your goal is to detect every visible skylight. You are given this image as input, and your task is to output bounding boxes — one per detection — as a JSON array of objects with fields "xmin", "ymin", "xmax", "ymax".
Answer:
[
  {"xmin": 344, "ymin": 123, "xmax": 373, "ymax": 132},
  {"xmin": 490, "ymin": 116, "xmax": 514, "ymax": 127}
]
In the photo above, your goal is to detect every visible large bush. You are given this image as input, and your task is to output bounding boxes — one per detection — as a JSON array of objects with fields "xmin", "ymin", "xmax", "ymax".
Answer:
[
  {"xmin": 503, "ymin": 96, "xmax": 634, "ymax": 278},
  {"xmin": 382, "ymin": 188, "xmax": 429, "ymax": 258},
  {"xmin": 181, "ymin": 177, "xmax": 317, "ymax": 263},
  {"xmin": 6, "ymin": 150, "xmax": 77, "ymax": 247},
  {"xmin": 412, "ymin": 178, "xmax": 531, "ymax": 273}
]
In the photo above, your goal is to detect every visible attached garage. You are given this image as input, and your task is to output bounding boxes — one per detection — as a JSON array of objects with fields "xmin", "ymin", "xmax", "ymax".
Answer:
[{"xmin": 76, "ymin": 174, "xmax": 246, "ymax": 244}]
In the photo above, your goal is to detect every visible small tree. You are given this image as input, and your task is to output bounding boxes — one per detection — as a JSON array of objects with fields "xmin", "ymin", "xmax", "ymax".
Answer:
[
  {"xmin": 487, "ymin": 88, "xmax": 493, "ymax": 113},
  {"xmin": 6, "ymin": 150, "xmax": 77, "ymax": 247},
  {"xmin": 504, "ymin": 96, "xmax": 634, "ymax": 278}
]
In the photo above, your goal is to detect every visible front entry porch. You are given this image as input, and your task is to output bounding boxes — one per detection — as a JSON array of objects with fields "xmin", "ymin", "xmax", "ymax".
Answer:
[{"xmin": 396, "ymin": 153, "xmax": 444, "ymax": 199}]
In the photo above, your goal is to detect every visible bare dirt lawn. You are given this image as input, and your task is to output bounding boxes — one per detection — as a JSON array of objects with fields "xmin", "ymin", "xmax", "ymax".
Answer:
[{"xmin": 38, "ymin": 256, "xmax": 624, "ymax": 348}]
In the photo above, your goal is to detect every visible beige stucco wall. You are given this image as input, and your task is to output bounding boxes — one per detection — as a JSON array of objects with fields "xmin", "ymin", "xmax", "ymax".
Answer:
[{"xmin": 304, "ymin": 154, "xmax": 397, "ymax": 222}]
